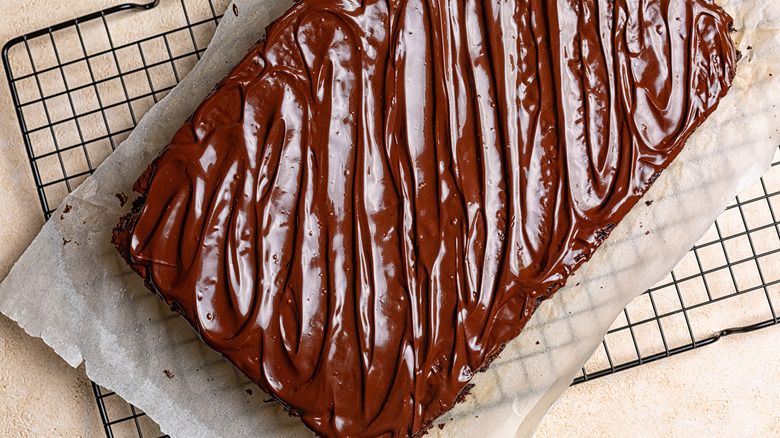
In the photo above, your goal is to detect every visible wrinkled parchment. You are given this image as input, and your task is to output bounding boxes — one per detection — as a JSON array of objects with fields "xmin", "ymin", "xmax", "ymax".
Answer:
[{"xmin": 1, "ymin": 0, "xmax": 779, "ymax": 436}]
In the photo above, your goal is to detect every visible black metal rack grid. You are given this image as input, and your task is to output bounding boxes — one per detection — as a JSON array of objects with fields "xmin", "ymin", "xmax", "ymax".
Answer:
[
  {"xmin": 573, "ymin": 152, "xmax": 780, "ymax": 384},
  {"xmin": 2, "ymin": 1, "xmax": 227, "ymax": 437},
  {"xmin": 2, "ymin": 1, "xmax": 778, "ymax": 437}
]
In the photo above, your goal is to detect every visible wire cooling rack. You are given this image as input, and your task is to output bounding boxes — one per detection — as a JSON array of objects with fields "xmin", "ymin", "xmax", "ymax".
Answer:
[
  {"xmin": 2, "ymin": 0, "xmax": 226, "ymax": 436},
  {"xmin": 2, "ymin": 1, "xmax": 779, "ymax": 437}
]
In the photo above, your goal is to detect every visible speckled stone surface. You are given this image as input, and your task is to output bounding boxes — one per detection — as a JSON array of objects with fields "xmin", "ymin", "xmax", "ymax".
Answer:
[
  {"xmin": 537, "ymin": 325, "xmax": 780, "ymax": 437},
  {"xmin": 0, "ymin": 1, "xmax": 778, "ymax": 437}
]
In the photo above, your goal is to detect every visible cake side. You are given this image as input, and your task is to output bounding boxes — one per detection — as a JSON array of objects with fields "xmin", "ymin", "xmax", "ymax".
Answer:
[{"xmin": 113, "ymin": 0, "xmax": 737, "ymax": 436}]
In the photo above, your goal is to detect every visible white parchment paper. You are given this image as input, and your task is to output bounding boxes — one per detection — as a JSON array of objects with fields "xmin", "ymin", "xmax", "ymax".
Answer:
[{"xmin": 1, "ymin": 0, "xmax": 779, "ymax": 437}]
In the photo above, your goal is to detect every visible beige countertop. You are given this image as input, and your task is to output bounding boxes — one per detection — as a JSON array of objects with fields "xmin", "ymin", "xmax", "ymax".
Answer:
[{"xmin": 0, "ymin": 1, "xmax": 778, "ymax": 437}]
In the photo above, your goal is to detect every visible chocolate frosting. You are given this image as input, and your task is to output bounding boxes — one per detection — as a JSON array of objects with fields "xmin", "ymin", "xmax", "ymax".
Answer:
[{"xmin": 113, "ymin": 0, "xmax": 736, "ymax": 436}]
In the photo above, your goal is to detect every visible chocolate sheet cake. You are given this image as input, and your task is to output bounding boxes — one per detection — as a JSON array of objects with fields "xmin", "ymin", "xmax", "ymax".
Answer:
[{"xmin": 112, "ymin": 0, "xmax": 736, "ymax": 436}]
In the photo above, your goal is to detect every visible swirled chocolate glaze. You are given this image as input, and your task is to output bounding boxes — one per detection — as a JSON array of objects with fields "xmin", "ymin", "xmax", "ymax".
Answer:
[{"xmin": 113, "ymin": 0, "xmax": 736, "ymax": 436}]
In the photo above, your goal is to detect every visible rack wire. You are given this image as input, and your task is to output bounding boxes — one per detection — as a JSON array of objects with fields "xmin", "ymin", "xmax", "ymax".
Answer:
[
  {"xmin": 2, "ymin": 1, "xmax": 227, "ymax": 436},
  {"xmin": 2, "ymin": 1, "xmax": 778, "ymax": 436},
  {"xmin": 572, "ymin": 154, "xmax": 780, "ymax": 383}
]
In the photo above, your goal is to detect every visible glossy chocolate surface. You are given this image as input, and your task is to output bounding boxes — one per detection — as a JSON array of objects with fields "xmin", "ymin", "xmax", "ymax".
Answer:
[{"xmin": 113, "ymin": 0, "xmax": 736, "ymax": 436}]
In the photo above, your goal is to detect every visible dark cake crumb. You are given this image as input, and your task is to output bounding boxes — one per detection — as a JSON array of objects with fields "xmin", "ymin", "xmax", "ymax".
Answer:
[
  {"xmin": 454, "ymin": 384, "xmax": 475, "ymax": 404},
  {"xmin": 115, "ymin": 192, "xmax": 129, "ymax": 207},
  {"xmin": 60, "ymin": 204, "xmax": 73, "ymax": 220},
  {"xmin": 648, "ymin": 171, "xmax": 663, "ymax": 185},
  {"xmin": 246, "ymin": 389, "xmax": 253, "ymax": 395},
  {"xmin": 163, "ymin": 370, "xmax": 174, "ymax": 379},
  {"xmin": 645, "ymin": 200, "xmax": 653, "ymax": 206},
  {"xmin": 595, "ymin": 223, "xmax": 617, "ymax": 243}
]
